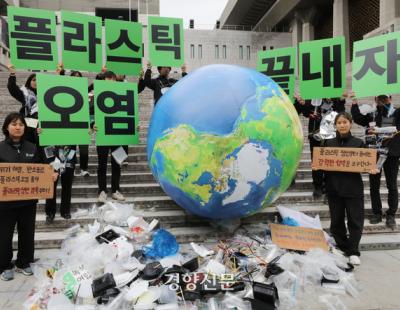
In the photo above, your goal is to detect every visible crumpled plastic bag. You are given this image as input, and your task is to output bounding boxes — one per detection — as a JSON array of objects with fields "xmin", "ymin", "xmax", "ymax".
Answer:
[{"xmin": 143, "ymin": 229, "xmax": 179, "ymax": 258}]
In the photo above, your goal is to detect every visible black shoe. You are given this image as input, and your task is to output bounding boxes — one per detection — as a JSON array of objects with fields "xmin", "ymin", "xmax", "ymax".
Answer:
[
  {"xmin": 46, "ymin": 214, "xmax": 55, "ymax": 224},
  {"xmin": 61, "ymin": 213, "xmax": 71, "ymax": 220},
  {"xmin": 369, "ymin": 214, "xmax": 382, "ymax": 224},
  {"xmin": 386, "ymin": 214, "xmax": 397, "ymax": 230},
  {"xmin": 313, "ymin": 188, "xmax": 323, "ymax": 199}
]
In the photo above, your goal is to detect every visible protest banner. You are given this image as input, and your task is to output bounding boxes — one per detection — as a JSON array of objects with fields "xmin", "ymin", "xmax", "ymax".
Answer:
[
  {"xmin": 8, "ymin": 6, "xmax": 58, "ymax": 70},
  {"xmin": 94, "ymin": 80, "xmax": 139, "ymax": 146},
  {"xmin": 105, "ymin": 19, "xmax": 143, "ymax": 76},
  {"xmin": 37, "ymin": 74, "xmax": 90, "ymax": 146},
  {"xmin": 270, "ymin": 223, "xmax": 329, "ymax": 252},
  {"xmin": 299, "ymin": 36, "xmax": 346, "ymax": 99},
  {"xmin": 148, "ymin": 16, "xmax": 184, "ymax": 67},
  {"xmin": 257, "ymin": 46, "xmax": 296, "ymax": 99},
  {"xmin": 312, "ymin": 147, "xmax": 377, "ymax": 173},
  {"xmin": 0, "ymin": 163, "xmax": 54, "ymax": 201},
  {"xmin": 353, "ymin": 31, "xmax": 400, "ymax": 97},
  {"xmin": 61, "ymin": 11, "xmax": 102, "ymax": 72}
]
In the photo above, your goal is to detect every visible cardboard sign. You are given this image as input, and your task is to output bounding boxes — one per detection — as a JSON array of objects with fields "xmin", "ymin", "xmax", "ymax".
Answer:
[
  {"xmin": 270, "ymin": 223, "xmax": 329, "ymax": 252},
  {"xmin": 61, "ymin": 11, "xmax": 103, "ymax": 72},
  {"xmin": 105, "ymin": 19, "xmax": 143, "ymax": 76},
  {"xmin": 352, "ymin": 31, "xmax": 400, "ymax": 98},
  {"xmin": 148, "ymin": 16, "xmax": 184, "ymax": 67},
  {"xmin": 299, "ymin": 37, "xmax": 346, "ymax": 99},
  {"xmin": 8, "ymin": 6, "xmax": 58, "ymax": 70},
  {"xmin": 257, "ymin": 47, "xmax": 296, "ymax": 100},
  {"xmin": 0, "ymin": 163, "xmax": 54, "ymax": 201},
  {"xmin": 37, "ymin": 74, "xmax": 90, "ymax": 146},
  {"xmin": 94, "ymin": 80, "xmax": 139, "ymax": 146},
  {"xmin": 312, "ymin": 147, "xmax": 377, "ymax": 173}
]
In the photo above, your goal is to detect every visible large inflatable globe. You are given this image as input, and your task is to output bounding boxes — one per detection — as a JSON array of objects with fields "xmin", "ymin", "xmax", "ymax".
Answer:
[{"xmin": 147, "ymin": 64, "xmax": 303, "ymax": 219}]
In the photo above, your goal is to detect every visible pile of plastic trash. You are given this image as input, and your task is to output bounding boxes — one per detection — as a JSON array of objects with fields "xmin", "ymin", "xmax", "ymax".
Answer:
[{"xmin": 23, "ymin": 202, "xmax": 360, "ymax": 310}]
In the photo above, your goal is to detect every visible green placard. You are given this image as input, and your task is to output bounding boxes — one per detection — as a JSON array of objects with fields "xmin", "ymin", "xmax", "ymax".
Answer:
[
  {"xmin": 352, "ymin": 31, "xmax": 400, "ymax": 98},
  {"xmin": 105, "ymin": 19, "xmax": 143, "ymax": 76},
  {"xmin": 8, "ymin": 6, "xmax": 58, "ymax": 70},
  {"xmin": 257, "ymin": 47, "xmax": 296, "ymax": 100},
  {"xmin": 37, "ymin": 74, "xmax": 90, "ymax": 146},
  {"xmin": 94, "ymin": 80, "xmax": 139, "ymax": 146},
  {"xmin": 299, "ymin": 37, "xmax": 345, "ymax": 99},
  {"xmin": 148, "ymin": 16, "xmax": 184, "ymax": 67},
  {"xmin": 61, "ymin": 11, "xmax": 102, "ymax": 72}
]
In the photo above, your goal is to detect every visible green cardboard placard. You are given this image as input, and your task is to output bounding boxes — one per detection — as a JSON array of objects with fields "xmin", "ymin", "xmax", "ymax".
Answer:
[
  {"xmin": 299, "ymin": 37, "xmax": 345, "ymax": 99},
  {"xmin": 257, "ymin": 47, "xmax": 296, "ymax": 100},
  {"xmin": 148, "ymin": 16, "xmax": 184, "ymax": 67},
  {"xmin": 8, "ymin": 6, "xmax": 58, "ymax": 70},
  {"xmin": 352, "ymin": 31, "xmax": 400, "ymax": 98},
  {"xmin": 37, "ymin": 74, "xmax": 90, "ymax": 146},
  {"xmin": 61, "ymin": 11, "xmax": 102, "ymax": 72},
  {"xmin": 105, "ymin": 19, "xmax": 143, "ymax": 76},
  {"xmin": 94, "ymin": 80, "xmax": 139, "ymax": 146}
]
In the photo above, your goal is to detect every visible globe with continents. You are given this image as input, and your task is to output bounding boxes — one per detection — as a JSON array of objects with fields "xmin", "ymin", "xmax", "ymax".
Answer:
[{"xmin": 147, "ymin": 64, "xmax": 303, "ymax": 219}]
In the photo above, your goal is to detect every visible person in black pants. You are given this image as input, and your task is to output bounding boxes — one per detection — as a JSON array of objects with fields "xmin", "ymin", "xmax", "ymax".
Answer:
[
  {"xmin": 351, "ymin": 94, "xmax": 400, "ymax": 229},
  {"xmin": 57, "ymin": 67, "xmax": 91, "ymax": 177},
  {"xmin": 297, "ymin": 95, "xmax": 346, "ymax": 198},
  {"xmin": 323, "ymin": 112, "xmax": 377, "ymax": 266},
  {"xmin": 44, "ymin": 146, "xmax": 76, "ymax": 223},
  {"xmin": 94, "ymin": 71, "xmax": 125, "ymax": 203},
  {"xmin": 0, "ymin": 113, "xmax": 56, "ymax": 281}
]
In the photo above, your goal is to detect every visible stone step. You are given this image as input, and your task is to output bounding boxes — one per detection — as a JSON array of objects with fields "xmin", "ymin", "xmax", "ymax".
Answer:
[
  {"xmin": 53, "ymin": 177, "xmax": 397, "ymax": 197},
  {"xmin": 13, "ymin": 225, "xmax": 400, "ymax": 251},
  {"xmin": 77, "ymin": 158, "xmax": 366, "ymax": 172},
  {"xmin": 72, "ymin": 171, "xmax": 155, "ymax": 183},
  {"xmin": 41, "ymin": 187, "xmax": 397, "ymax": 210},
  {"xmin": 33, "ymin": 203, "xmax": 399, "ymax": 233}
]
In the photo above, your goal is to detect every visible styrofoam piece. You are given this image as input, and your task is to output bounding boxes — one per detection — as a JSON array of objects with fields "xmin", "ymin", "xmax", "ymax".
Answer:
[{"xmin": 190, "ymin": 242, "xmax": 214, "ymax": 257}]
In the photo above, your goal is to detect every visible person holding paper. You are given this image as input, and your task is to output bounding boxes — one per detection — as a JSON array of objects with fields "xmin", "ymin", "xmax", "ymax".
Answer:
[
  {"xmin": 0, "ymin": 113, "xmax": 56, "ymax": 281},
  {"xmin": 7, "ymin": 64, "xmax": 38, "ymax": 144},
  {"xmin": 94, "ymin": 71, "xmax": 125, "ymax": 203},
  {"xmin": 296, "ymin": 94, "xmax": 346, "ymax": 199},
  {"xmin": 43, "ymin": 145, "xmax": 76, "ymax": 223},
  {"xmin": 351, "ymin": 93, "xmax": 400, "ymax": 229},
  {"xmin": 144, "ymin": 61, "xmax": 187, "ymax": 105},
  {"xmin": 323, "ymin": 112, "xmax": 377, "ymax": 266}
]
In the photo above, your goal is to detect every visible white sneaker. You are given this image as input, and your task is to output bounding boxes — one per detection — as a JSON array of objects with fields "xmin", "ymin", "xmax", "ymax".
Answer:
[
  {"xmin": 122, "ymin": 161, "xmax": 129, "ymax": 167},
  {"xmin": 97, "ymin": 191, "xmax": 108, "ymax": 203},
  {"xmin": 111, "ymin": 191, "xmax": 125, "ymax": 201},
  {"xmin": 80, "ymin": 170, "xmax": 90, "ymax": 177},
  {"xmin": 349, "ymin": 255, "xmax": 361, "ymax": 266}
]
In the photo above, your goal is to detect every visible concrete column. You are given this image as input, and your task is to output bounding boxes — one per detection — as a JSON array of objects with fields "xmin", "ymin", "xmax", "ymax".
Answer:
[
  {"xmin": 302, "ymin": 22, "xmax": 314, "ymax": 42},
  {"xmin": 299, "ymin": 7, "xmax": 316, "ymax": 42},
  {"xmin": 290, "ymin": 13, "xmax": 303, "ymax": 47},
  {"xmin": 380, "ymin": 0, "xmax": 400, "ymax": 27},
  {"xmin": 333, "ymin": 0, "xmax": 350, "ymax": 61}
]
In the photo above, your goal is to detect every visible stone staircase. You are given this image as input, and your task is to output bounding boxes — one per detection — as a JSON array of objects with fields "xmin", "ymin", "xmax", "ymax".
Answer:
[{"xmin": 1, "ymin": 71, "xmax": 399, "ymax": 252}]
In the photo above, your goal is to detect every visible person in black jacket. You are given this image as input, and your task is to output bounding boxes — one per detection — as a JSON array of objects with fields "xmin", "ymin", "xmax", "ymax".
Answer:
[
  {"xmin": 7, "ymin": 64, "xmax": 38, "ymax": 144},
  {"xmin": 144, "ymin": 62, "xmax": 187, "ymax": 105},
  {"xmin": 297, "ymin": 95, "xmax": 346, "ymax": 198},
  {"xmin": 323, "ymin": 112, "xmax": 376, "ymax": 266},
  {"xmin": 351, "ymin": 94, "xmax": 400, "ymax": 229},
  {"xmin": 0, "ymin": 113, "xmax": 56, "ymax": 281}
]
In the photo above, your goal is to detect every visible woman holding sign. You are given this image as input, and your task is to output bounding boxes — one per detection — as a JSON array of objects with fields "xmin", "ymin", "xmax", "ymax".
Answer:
[
  {"xmin": 0, "ymin": 113, "xmax": 51, "ymax": 281},
  {"xmin": 323, "ymin": 112, "xmax": 377, "ymax": 266}
]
